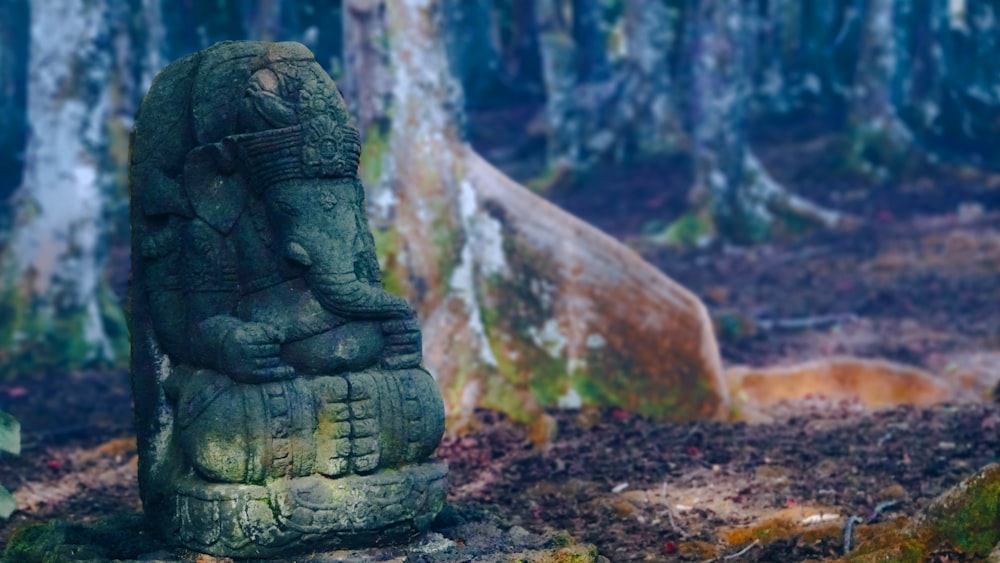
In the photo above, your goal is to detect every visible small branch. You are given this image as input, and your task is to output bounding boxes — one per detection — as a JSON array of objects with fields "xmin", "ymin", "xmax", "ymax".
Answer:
[
  {"xmin": 700, "ymin": 539, "xmax": 761, "ymax": 563},
  {"xmin": 755, "ymin": 313, "xmax": 858, "ymax": 331},
  {"xmin": 724, "ymin": 539, "xmax": 761, "ymax": 559},
  {"xmin": 843, "ymin": 515, "xmax": 864, "ymax": 554},
  {"xmin": 660, "ymin": 481, "xmax": 689, "ymax": 537}
]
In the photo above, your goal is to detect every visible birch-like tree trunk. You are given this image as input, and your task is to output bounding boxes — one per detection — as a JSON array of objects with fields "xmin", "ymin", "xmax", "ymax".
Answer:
[
  {"xmin": 533, "ymin": 0, "xmax": 686, "ymax": 172},
  {"xmin": 342, "ymin": 0, "xmax": 392, "ymax": 143},
  {"xmin": 924, "ymin": 0, "xmax": 1000, "ymax": 166},
  {"xmin": 535, "ymin": 0, "xmax": 584, "ymax": 169},
  {"xmin": 1, "ymin": 0, "xmax": 128, "ymax": 376},
  {"xmin": 352, "ymin": 0, "xmax": 727, "ymax": 437},
  {"xmin": 848, "ymin": 0, "xmax": 915, "ymax": 178},
  {"xmin": 685, "ymin": 0, "xmax": 843, "ymax": 242},
  {"xmin": 0, "ymin": 0, "xmax": 30, "ymax": 214},
  {"xmin": 621, "ymin": 0, "xmax": 682, "ymax": 156}
]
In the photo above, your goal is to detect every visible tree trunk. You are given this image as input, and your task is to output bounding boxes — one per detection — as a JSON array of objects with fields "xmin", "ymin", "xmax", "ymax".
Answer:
[
  {"xmin": 922, "ymin": 0, "xmax": 1000, "ymax": 167},
  {"xmin": 572, "ymin": 0, "xmax": 609, "ymax": 81},
  {"xmin": 353, "ymin": 0, "xmax": 727, "ymax": 437},
  {"xmin": 848, "ymin": 0, "xmax": 915, "ymax": 178},
  {"xmin": 500, "ymin": 0, "xmax": 545, "ymax": 96},
  {"xmin": 341, "ymin": 0, "xmax": 393, "ymax": 199},
  {"xmin": 533, "ymin": 0, "xmax": 686, "ymax": 172},
  {"xmin": 240, "ymin": 0, "xmax": 282, "ymax": 41},
  {"xmin": 0, "ymin": 0, "xmax": 129, "ymax": 377},
  {"xmin": 621, "ymin": 0, "xmax": 682, "ymax": 156},
  {"xmin": 0, "ymin": 0, "xmax": 30, "ymax": 216},
  {"xmin": 440, "ymin": 0, "xmax": 505, "ymax": 108},
  {"xmin": 133, "ymin": 0, "xmax": 167, "ymax": 95},
  {"xmin": 279, "ymin": 1, "xmax": 342, "ymax": 77},
  {"xmin": 684, "ymin": 0, "xmax": 844, "ymax": 243},
  {"xmin": 535, "ymin": 0, "xmax": 584, "ymax": 169}
]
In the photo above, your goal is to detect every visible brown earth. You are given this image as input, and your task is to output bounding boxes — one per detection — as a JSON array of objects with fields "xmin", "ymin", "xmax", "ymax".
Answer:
[{"xmin": 1, "ymin": 110, "xmax": 999, "ymax": 561}]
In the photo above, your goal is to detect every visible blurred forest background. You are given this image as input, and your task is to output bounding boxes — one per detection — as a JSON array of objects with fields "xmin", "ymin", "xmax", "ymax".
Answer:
[{"xmin": 0, "ymin": 0, "xmax": 998, "ymax": 390}]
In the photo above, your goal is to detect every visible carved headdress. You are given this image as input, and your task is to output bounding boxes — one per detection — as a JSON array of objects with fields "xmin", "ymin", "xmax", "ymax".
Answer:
[
  {"xmin": 130, "ymin": 41, "xmax": 362, "ymax": 225},
  {"xmin": 227, "ymin": 60, "xmax": 362, "ymax": 189}
]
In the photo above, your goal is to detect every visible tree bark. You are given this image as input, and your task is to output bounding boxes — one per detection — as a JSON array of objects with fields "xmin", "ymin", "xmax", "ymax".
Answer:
[
  {"xmin": 342, "ymin": 0, "xmax": 392, "ymax": 145},
  {"xmin": 572, "ymin": 0, "xmax": 609, "ymax": 81},
  {"xmin": 279, "ymin": 1, "xmax": 342, "ymax": 76},
  {"xmin": 848, "ymin": 0, "xmax": 915, "ymax": 178},
  {"xmin": 535, "ymin": 0, "xmax": 584, "ymax": 169},
  {"xmin": 441, "ymin": 0, "xmax": 506, "ymax": 108},
  {"xmin": 1, "ymin": 0, "xmax": 129, "ymax": 376},
  {"xmin": 621, "ymin": 0, "xmax": 682, "ymax": 156},
  {"xmin": 920, "ymin": 0, "xmax": 1000, "ymax": 167},
  {"xmin": 685, "ymin": 0, "xmax": 844, "ymax": 242},
  {"xmin": 354, "ymin": 0, "xmax": 727, "ymax": 436},
  {"xmin": 533, "ymin": 0, "xmax": 686, "ymax": 172},
  {"xmin": 0, "ymin": 0, "xmax": 30, "ymax": 214},
  {"xmin": 500, "ymin": 0, "xmax": 545, "ymax": 96}
]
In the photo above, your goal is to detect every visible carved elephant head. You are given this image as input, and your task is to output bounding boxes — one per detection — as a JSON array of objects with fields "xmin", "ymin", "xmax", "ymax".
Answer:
[{"xmin": 180, "ymin": 82, "xmax": 411, "ymax": 322}]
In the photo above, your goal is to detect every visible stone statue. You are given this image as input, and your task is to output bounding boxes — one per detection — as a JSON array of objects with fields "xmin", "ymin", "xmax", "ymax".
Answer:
[{"xmin": 128, "ymin": 41, "xmax": 446, "ymax": 558}]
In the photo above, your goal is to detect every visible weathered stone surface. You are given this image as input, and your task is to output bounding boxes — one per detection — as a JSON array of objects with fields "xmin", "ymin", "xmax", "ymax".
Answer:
[{"xmin": 128, "ymin": 41, "xmax": 445, "ymax": 557}]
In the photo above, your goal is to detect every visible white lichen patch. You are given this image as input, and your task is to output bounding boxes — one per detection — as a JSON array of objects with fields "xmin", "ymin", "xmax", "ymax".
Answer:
[
  {"xmin": 557, "ymin": 388, "xmax": 582, "ymax": 409},
  {"xmin": 528, "ymin": 318, "xmax": 567, "ymax": 359},
  {"xmin": 449, "ymin": 246, "xmax": 498, "ymax": 367},
  {"xmin": 458, "ymin": 180, "xmax": 506, "ymax": 276},
  {"xmin": 529, "ymin": 278, "xmax": 556, "ymax": 311},
  {"xmin": 586, "ymin": 333, "xmax": 607, "ymax": 349},
  {"xmin": 370, "ymin": 183, "xmax": 399, "ymax": 221},
  {"xmin": 459, "ymin": 380, "xmax": 481, "ymax": 415}
]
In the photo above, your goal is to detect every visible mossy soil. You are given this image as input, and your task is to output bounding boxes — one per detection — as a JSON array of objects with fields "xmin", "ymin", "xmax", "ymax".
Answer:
[{"xmin": 0, "ymin": 110, "xmax": 998, "ymax": 561}]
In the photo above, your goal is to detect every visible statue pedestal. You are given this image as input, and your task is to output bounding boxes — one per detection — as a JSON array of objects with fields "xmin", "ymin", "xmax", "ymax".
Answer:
[{"xmin": 158, "ymin": 463, "xmax": 446, "ymax": 558}]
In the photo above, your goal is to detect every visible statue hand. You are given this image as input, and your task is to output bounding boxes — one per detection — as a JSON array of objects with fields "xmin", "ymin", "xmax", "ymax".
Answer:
[
  {"xmin": 380, "ymin": 317, "xmax": 422, "ymax": 370},
  {"xmin": 220, "ymin": 322, "xmax": 295, "ymax": 383}
]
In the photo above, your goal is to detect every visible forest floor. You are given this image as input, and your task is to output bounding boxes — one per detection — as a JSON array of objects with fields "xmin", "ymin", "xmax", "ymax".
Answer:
[{"xmin": 1, "ymin": 109, "xmax": 999, "ymax": 561}]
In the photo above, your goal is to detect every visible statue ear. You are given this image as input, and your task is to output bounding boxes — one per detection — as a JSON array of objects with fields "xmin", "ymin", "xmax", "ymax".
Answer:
[{"xmin": 182, "ymin": 142, "xmax": 246, "ymax": 234}]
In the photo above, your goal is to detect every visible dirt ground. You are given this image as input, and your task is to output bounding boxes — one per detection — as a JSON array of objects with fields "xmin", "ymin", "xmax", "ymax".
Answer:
[{"xmin": 1, "ymin": 110, "xmax": 998, "ymax": 561}]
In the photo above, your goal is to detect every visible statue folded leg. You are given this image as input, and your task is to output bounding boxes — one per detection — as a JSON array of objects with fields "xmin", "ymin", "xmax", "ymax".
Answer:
[{"xmin": 173, "ymin": 367, "xmax": 444, "ymax": 483}]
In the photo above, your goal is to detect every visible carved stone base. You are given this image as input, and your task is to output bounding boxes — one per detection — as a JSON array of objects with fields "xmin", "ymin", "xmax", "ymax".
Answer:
[{"xmin": 156, "ymin": 462, "xmax": 447, "ymax": 558}]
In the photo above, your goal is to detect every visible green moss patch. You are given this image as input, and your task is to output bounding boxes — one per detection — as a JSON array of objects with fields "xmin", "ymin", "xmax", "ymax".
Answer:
[{"xmin": 3, "ymin": 514, "xmax": 163, "ymax": 563}]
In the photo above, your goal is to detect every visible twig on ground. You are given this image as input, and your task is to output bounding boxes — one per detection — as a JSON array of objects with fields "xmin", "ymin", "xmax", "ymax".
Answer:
[
  {"xmin": 660, "ymin": 481, "xmax": 689, "ymax": 538},
  {"xmin": 723, "ymin": 539, "xmax": 761, "ymax": 560},
  {"xmin": 843, "ymin": 515, "xmax": 864, "ymax": 554},
  {"xmin": 755, "ymin": 313, "xmax": 857, "ymax": 331},
  {"xmin": 699, "ymin": 539, "xmax": 762, "ymax": 563},
  {"xmin": 867, "ymin": 500, "xmax": 900, "ymax": 524}
]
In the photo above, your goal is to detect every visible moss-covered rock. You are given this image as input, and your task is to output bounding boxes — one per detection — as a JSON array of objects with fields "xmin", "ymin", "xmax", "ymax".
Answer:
[
  {"xmin": 2, "ymin": 514, "xmax": 162, "ymax": 563},
  {"xmin": 842, "ymin": 463, "xmax": 1000, "ymax": 562}
]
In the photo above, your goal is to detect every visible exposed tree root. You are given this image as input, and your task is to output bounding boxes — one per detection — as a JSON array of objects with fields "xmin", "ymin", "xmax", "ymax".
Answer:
[{"xmin": 745, "ymin": 151, "xmax": 856, "ymax": 231}]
